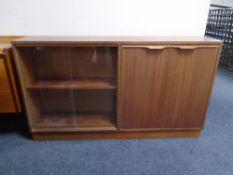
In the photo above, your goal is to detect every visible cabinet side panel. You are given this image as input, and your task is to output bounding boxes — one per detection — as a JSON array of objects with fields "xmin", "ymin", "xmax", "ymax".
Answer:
[
  {"xmin": 4, "ymin": 48, "xmax": 23, "ymax": 112},
  {"xmin": 0, "ymin": 58, "xmax": 16, "ymax": 112},
  {"xmin": 118, "ymin": 47, "xmax": 169, "ymax": 129},
  {"xmin": 162, "ymin": 46, "xmax": 219, "ymax": 128}
]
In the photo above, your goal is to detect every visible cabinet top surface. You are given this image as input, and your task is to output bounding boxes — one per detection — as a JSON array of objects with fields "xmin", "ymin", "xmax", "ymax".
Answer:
[
  {"xmin": 0, "ymin": 43, "xmax": 11, "ymax": 54},
  {"xmin": 12, "ymin": 36, "xmax": 222, "ymax": 45},
  {"xmin": 0, "ymin": 36, "xmax": 23, "ymax": 53},
  {"xmin": 0, "ymin": 43, "xmax": 11, "ymax": 48}
]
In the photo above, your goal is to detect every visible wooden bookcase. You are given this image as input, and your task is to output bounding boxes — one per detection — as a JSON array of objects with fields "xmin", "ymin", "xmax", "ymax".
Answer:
[{"xmin": 12, "ymin": 37, "xmax": 222, "ymax": 140}]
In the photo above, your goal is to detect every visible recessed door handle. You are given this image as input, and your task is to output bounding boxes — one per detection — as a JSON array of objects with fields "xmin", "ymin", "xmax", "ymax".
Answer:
[
  {"xmin": 123, "ymin": 45, "xmax": 218, "ymax": 50},
  {"xmin": 171, "ymin": 45, "xmax": 218, "ymax": 50},
  {"xmin": 123, "ymin": 45, "xmax": 170, "ymax": 50}
]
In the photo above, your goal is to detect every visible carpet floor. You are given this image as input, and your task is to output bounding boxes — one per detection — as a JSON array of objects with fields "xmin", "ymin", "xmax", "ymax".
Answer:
[{"xmin": 0, "ymin": 69, "xmax": 233, "ymax": 175}]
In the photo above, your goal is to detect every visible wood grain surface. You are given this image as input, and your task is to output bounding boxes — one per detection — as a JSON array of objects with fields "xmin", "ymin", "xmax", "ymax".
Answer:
[{"xmin": 118, "ymin": 46, "xmax": 169, "ymax": 129}]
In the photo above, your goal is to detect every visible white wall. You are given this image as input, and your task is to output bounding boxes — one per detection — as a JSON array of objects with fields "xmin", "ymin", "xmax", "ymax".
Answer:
[{"xmin": 0, "ymin": 0, "xmax": 211, "ymax": 36}]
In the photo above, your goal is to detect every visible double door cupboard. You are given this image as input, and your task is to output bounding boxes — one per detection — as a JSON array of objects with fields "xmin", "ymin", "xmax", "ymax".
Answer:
[{"xmin": 12, "ymin": 37, "xmax": 222, "ymax": 140}]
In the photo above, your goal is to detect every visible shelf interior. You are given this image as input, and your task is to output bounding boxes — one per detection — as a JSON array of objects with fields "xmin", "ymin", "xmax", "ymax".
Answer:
[
  {"xmin": 16, "ymin": 46, "xmax": 118, "ymax": 130},
  {"xmin": 28, "ymin": 89, "xmax": 116, "ymax": 129},
  {"xmin": 17, "ymin": 46, "xmax": 118, "ymax": 87}
]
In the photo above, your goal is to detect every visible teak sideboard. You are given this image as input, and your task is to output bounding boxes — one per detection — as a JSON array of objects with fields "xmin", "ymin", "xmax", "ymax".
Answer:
[{"xmin": 12, "ymin": 36, "xmax": 222, "ymax": 140}]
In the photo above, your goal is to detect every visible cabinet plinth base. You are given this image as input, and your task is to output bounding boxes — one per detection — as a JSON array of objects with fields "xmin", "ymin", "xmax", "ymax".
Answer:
[{"xmin": 32, "ymin": 130, "xmax": 201, "ymax": 140}]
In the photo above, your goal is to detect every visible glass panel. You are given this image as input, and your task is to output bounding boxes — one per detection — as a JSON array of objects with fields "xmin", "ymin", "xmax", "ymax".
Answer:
[
  {"xmin": 17, "ymin": 46, "xmax": 117, "ymax": 129},
  {"xmin": 29, "ymin": 90, "xmax": 75, "ymax": 127}
]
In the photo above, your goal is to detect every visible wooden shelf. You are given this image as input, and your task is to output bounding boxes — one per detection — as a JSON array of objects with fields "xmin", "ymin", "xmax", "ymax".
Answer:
[
  {"xmin": 76, "ymin": 114, "xmax": 114, "ymax": 127},
  {"xmin": 35, "ymin": 114, "xmax": 73, "ymax": 127},
  {"xmin": 34, "ymin": 113, "xmax": 116, "ymax": 131},
  {"xmin": 26, "ymin": 79, "xmax": 116, "ymax": 90}
]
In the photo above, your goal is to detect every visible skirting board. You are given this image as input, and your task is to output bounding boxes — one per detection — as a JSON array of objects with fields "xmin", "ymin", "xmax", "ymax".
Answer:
[{"xmin": 32, "ymin": 130, "xmax": 201, "ymax": 140}]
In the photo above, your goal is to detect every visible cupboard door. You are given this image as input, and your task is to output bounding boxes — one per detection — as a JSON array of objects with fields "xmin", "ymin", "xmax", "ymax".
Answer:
[
  {"xmin": 118, "ymin": 46, "xmax": 169, "ymax": 129},
  {"xmin": 162, "ymin": 46, "xmax": 220, "ymax": 129}
]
